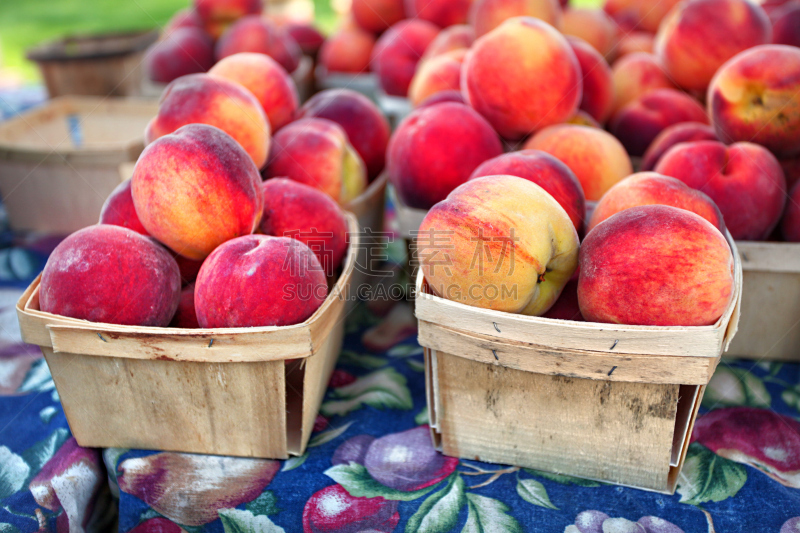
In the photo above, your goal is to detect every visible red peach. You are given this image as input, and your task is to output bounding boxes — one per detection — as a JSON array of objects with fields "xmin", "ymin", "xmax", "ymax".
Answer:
[
  {"xmin": 133, "ymin": 124, "xmax": 264, "ymax": 260},
  {"xmin": 610, "ymin": 53, "xmax": 676, "ymax": 117},
  {"xmin": 40, "ymin": 225, "xmax": 181, "ymax": 326},
  {"xmin": 194, "ymin": 0, "xmax": 262, "ymax": 38},
  {"xmin": 319, "ymin": 27, "xmax": 376, "ymax": 74},
  {"xmin": 209, "ymin": 53, "xmax": 298, "ymax": 132},
  {"xmin": 145, "ymin": 28, "xmax": 214, "ymax": 84},
  {"xmin": 707, "ymin": 45, "xmax": 800, "ymax": 159},
  {"xmin": 406, "ymin": 0, "xmax": 472, "ymax": 27},
  {"xmin": 298, "ymin": 89, "xmax": 391, "ymax": 182},
  {"xmin": 568, "ymin": 37, "xmax": 613, "ymax": 124},
  {"xmin": 352, "ymin": 0, "xmax": 406, "ymax": 34},
  {"xmin": 164, "ymin": 9, "xmax": 205, "ymax": 36},
  {"xmin": 615, "ymin": 31, "xmax": 654, "ymax": 58},
  {"xmin": 762, "ymin": 0, "xmax": 800, "ymax": 21},
  {"xmin": 587, "ymin": 172, "xmax": 726, "ymax": 233},
  {"xmin": 170, "ymin": 283, "xmax": 200, "ymax": 328},
  {"xmin": 655, "ymin": 140, "xmax": 787, "ymax": 240},
  {"xmin": 782, "ymin": 181, "xmax": 800, "ymax": 242},
  {"xmin": 284, "ymin": 22, "xmax": 325, "ymax": 57},
  {"xmin": 543, "ymin": 279, "xmax": 583, "ymax": 321},
  {"xmin": 561, "ymin": 8, "xmax": 619, "ymax": 60},
  {"xmin": 578, "ymin": 205, "xmax": 734, "ymax": 326},
  {"xmin": 420, "ymin": 25, "xmax": 475, "ymax": 61},
  {"xmin": 566, "ymin": 110, "xmax": 601, "ymax": 128},
  {"xmin": 773, "ymin": 3, "xmax": 800, "ymax": 47},
  {"xmin": 370, "ymin": 20, "xmax": 440, "ymax": 97},
  {"xmin": 99, "ymin": 179, "xmax": 148, "ymax": 236},
  {"xmin": 641, "ymin": 122, "xmax": 718, "ymax": 171},
  {"xmin": 462, "ymin": 17, "xmax": 582, "ymax": 140},
  {"xmin": 145, "ymin": 73, "xmax": 270, "ymax": 169},
  {"xmin": 468, "ymin": 0, "xmax": 562, "ymax": 37},
  {"xmin": 195, "ymin": 235, "xmax": 327, "ymax": 327},
  {"xmin": 469, "ymin": 150, "xmax": 586, "ymax": 232},
  {"xmin": 215, "ymin": 16, "xmax": 302, "ymax": 73},
  {"xmin": 175, "ymin": 254, "xmax": 204, "ymax": 285},
  {"xmin": 523, "ymin": 124, "xmax": 632, "ymax": 201},
  {"xmin": 654, "ymin": 0, "xmax": 772, "ymax": 92},
  {"xmin": 609, "ymin": 88, "xmax": 709, "ymax": 157},
  {"xmin": 264, "ymin": 118, "xmax": 367, "ymax": 204},
  {"xmin": 260, "ymin": 179, "xmax": 349, "ymax": 275},
  {"xmin": 408, "ymin": 49, "xmax": 466, "ymax": 107},
  {"xmin": 603, "ymin": 0, "xmax": 681, "ymax": 33},
  {"xmin": 387, "ymin": 102, "xmax": 503, "ymax": 209},
  {"xmin": 782, "ymin": 158, "xmax": 800, "ymax": 189},
  {"xmin": 416, "ymin": 90, "xmax": 466, "ymax": 108}
]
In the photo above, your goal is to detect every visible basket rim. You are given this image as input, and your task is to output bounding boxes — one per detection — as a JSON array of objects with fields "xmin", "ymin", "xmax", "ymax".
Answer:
[{"xmin": 26, "ymin": 29, "xmax": 159, "ymax": 61}]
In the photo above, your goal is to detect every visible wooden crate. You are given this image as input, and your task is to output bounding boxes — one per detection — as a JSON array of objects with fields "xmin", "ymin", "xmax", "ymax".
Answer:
[
  {"xmin": 314, "ymin": 65, "xmax": 379, "ymax": 101},
  {"xmin": 725, "ymin": 241, "xmax": 800, "ymax": 361},
  {"xmin": 15, "ymin": 215, "xmax": 358, "ymax": 458},
  {"xmin": 0, "ymin": 97, "xmax": 157, "ymax": 234},
  {"xmin": 27, "ymin": 31, "xmax": 159, "ymax": 98},
  {"xmin": 344, "ymin": 173, "xmax": 388, "ymax": 307},
  {"xmin": 415, "ymin": 235, "xmax": 742, "ymax": 493}
]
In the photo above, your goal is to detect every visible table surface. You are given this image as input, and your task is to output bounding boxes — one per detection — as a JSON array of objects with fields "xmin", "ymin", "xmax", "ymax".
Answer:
[{"xmin": 0, "ymin": 90, "xmax": 799, "ymax": 533}]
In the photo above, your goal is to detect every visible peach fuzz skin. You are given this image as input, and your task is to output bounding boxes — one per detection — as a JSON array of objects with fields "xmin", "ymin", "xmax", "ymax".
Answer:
[
  {"xmin": 523, "ymin": 124, "xmax": 632, "ymax": 202},
  {"xmin": 641, "ymin": 122, "xmax": 718, "ymax": 171},
  {"xmin": 215, "ymin": 16, "xmax": 301, "ymax": 73},
  {"xmin": 610, "ymin": 53, "xmax": 675, "ymax": 117},
  {"xmin": 602, "ymin": 0, "xmax": 680, "ymax": 33},
  {"xmin": 145, "ymin": 28, "xmax": 214, "ymax": 85},
  {"xmin": 99, "ymin": 179, "xmax": 148, "ymax": 236},
  {"xmin": 419, "ymin": 176, "xmax": 579, "ymax": 316},
  {"xmin": 462, "ymin": 17, "xmax": 581, "ymax": 140},
  {"xmin": 561, "ymin": 8, "xmax": 619, "ymax": 60},
  {"xmin": 616, "ymin": 32, "xmax": 654, "ymax": 58},
  {"xmin": 408, "ymin": 49, "xmax": 467, "ymax": 107},
  {"xmin": 406, "ymin": 0, "xmax": 472, "ymax": 28},
  {"xmin": 469, "ymin": 150, "xmax": 586, "ymax": 233},
  {"xmin": 587, "ymin": 172, "xmax": 726, "ymax": 234},
  {"xmin": 609, "ymin": 88, "xmax": 709, "ymax": 157},
  {"xmin": 579, "ymin": 205, "xmax": 734, "ymax": 326},
  {"xmin": 194, "ymin": 0, "xmax": 262, "ymax": 38},
  {"xmin": 370, "ymin": 20, "xmax": 440, "ymax": 97},
  {"xmin": 568, "ymin": 37, "xmax": 613, "ymax": 124},
  {"xmin": 145, "ymin": 74, "xmax": 270, "ymax": 169},
  {"xmin": 421, "ymin": 25, "xmax": 475, "ymax": 61},
  {"xmin": 707, "ymin": 45, "xmax": 800, "ymax": 159},
  {"xmin": 468, "ymin": 0, "xmax": 562, "ymax": 38},
  {"xmin": 195, "ymin": 235, "xmax": 328, "ymax": 328},
  {"xmin": 319, "ymin": 27, "xmax": 376, "ymax": 74},
  {"xmin": 170, "ymin": 283, "xmax": 200, "ymax": 328},
  {"xmin": 351, "ymin": 0, "xmax": 405, "ymax": 33},
  {"xmin": 655, "ymin": 140, "xmax": 787, "ymax": 241},
  {"xmin": 132, "ymin": 124, "xmax": 264, "ymax": 261},
  {"xmin": 40, "ymin": 225, "xmax": 181, "ymax": 327},
  {"xmin": 654, "ymin": 0, "xmax": 771, "ymax": 92},
  {"xmin": 209, "ymin": 53, "xmax": 298, "ymax": 132},
  {"xmin": 387, "ymin": 102, "xmax": 503, "ymax": 210},
  {"xmin": 782, "ymin": 181, "xmax": 800, "ymax": 242}
]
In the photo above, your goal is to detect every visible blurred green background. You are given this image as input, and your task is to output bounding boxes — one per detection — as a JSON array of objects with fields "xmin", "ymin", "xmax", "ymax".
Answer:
[{"xmin": 0, "ymin": 0, "xmax": 597, "ymax": 84}]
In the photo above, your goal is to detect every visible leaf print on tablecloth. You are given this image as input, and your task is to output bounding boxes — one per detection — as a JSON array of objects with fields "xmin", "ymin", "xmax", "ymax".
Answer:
[
  {"xmin": 16, "ymin": 358, "xmax": 54, "ymax": 394},
  {"xmin": 405, "ymin": 474, "xmax": 466, "ymax": 533},
  {"xmin": 463, "ymin": 493, "xmax": 522, "ymax": 533},
  {"xmin": 21, "ymin": 427, "xmax": 69, "ymax": 485},
  {"xmin": 516, "ymin": 478, "xmax": 558, "ymax": 510},
  {"xmin": 0, "ymin": 446, "xmax": 29, "ymax": 498},
  {"xmin": 321, "ymin": 368, "xmax": 413, "ymax": 417},
  {"xmin": 218, "ymin": 509, "xmax": 285, "ymax": 533},
  {"xmin": 325, "ymin": 462, "xmax": 443, "ymax": 501},
  {"xmin": 702, "ymin": 365, "xmax": 770, "ymax": 409},
  {"xmin": 0, "ymin": 524, "xmax": 19, "ymax": 533},
  {"xmin": 676, "ymin": 442, "xmax": 746, "ymax": 505},
  {"xmin": 338, "ymin": 350, "xmax": 388, "ymax": 369},
  {"xmin": 522, "ymin": 468, "xmax": 601, "ymax": 487},
  {"xmin": 246, "ymin": 490, "xmax": 279, "ymax": 517}
]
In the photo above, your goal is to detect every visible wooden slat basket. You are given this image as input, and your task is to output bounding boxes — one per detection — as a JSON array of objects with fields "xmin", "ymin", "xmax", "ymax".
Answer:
[
  {"xmin": 725, "ymin": 241, "xmax": 800, "ymax": 361},
  {"xmin": 344, "ymin": 173, "xmax": 388, "ymax": 307},
  {"xmin": 15, "ymin": 215, "xmax": 358, "ymax": 459},
  {"xmin": 0, "ymin": 96, "xmax": 157, "ymax": 234},
  {"xmin": 415, "ymin": 234, "xmax": 743, "ymax": 493}
]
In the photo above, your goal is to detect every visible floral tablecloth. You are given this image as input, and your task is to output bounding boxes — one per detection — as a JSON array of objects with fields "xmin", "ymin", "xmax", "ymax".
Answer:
[{"xmin": 1, "ymin": 90, "xmax": 800, "ymax": 533}]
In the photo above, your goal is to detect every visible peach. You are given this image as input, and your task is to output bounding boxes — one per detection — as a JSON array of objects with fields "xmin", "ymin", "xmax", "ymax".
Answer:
[
  {"xmin": 561, "ymin": 8, "xmax": 619, "ymax": 59},
  {"xmin": 145, "ymin": 73, "xmax": 270, "ymax": 169},
  {"xmin": 284, "ymin": 22, "xmax": 325, "ymax": 57},
  {"xmin": 641, "ymin": 122, "xmax": 718, "ymax": 171},
  {"xmin": 175, "ymin": 254, "xmax": 204, "ymax": 285},
  {"xmin": 264, "ymin": 118, "xmax": 367, "ymax": 204},
  {"xmin": 782, "ymin": 158, "xmax": 800, "ymax": 189},
  {"xmin": 145, "ymin": 28, "xmax": 214, "ymax": 84},
  {"xmin": 209, "ymin": 53, "xmax": 298, "ymax": 132},
  {"xmin": 462, "ymin": 17, "xmax": 581, "ymax": 140},
  {"xmin": 568, "ymin": 37, "xmax": 613, "ymax": 124},
  {"xmin": 587, "ymin": 172, "xmax": 725, "ymax": 233},
  {"xmin": 164, "ymin": 9, "xmax": 205, "ymax": 36},
  {"xmin": 419, "ymin": 175, "xmax": 579, "ymax": 316},
  {"xmin": 352, "ymin": 0, "xmax": 406, "ymax": 34},
  {"xmin": 133, "ymin": 124, "xmax": 263, "ymax": 260},
  {"xmin": 782, "ymin": 181, "xmax": 800, "ymax": 242},
  {"xmin": 194, "ymin": 0, "xmax": 262, "ymax": 38},
  {"xmin": 298, "ymin": 89, "xmax": 391, "ymax": 181},
  {"xmin": 40, "ymin": 225, "xmax": 181, "ymax": 326},
  {"xmin": 387, "ymin": 102, "xmax": 502, "ymax": 209},
  {"xmin": 523, "ymin": 124, "xmax": 632, "ymax": 201},
  {"xmin": 773, "ymin": 3, "xmax": 800, "ymax": 47},
  {"xmin": 542, "ymin": 279, "xmax": 583, "ymax": 320},
  {"xmin": 655, "ymin": 140, "xmax": 787, "ymax": 240},
  {"xmin": 408, "ymin": 49, "xmax": 466, "ymax": 107},
  {"xmin": 468, "ymin": 0, "xmax": 562, "ymax": 37},
  {"xmin": 602, "ymin": 0, "xmax": 681, "ymax": 33},
  {"xmin": 370, "ymin": 20, "xmax": 440, "ymax": 97},
  {"xmin": 99, "ymin": 179, "xmax": 148, "ymax": 236},
  {"xmin": 319, "ymin": 27, "xmax": 376, "ymax": 74},
  {"xmin": 215, "ymin": 16, "xmax": 301, "ymax": 73},
  {"xmin": 195, "ymin": 235, "xmax": 327, "ymax": 327},
  {"xmin": 609, "ymin": 88, "xmax": 709, "ymax": 156},
  {"xmin": 420, "ymin": 25, "xmax": 475, "ymax": 61},
  {"xmin": 578, "ymin": 205, "xmax": 734, "ymax": 326},
  {"xmin": 616, "ymin": 31, "xmax": 654, "ymax": 58},
  {"xmin": 416, "ymin": 90, "xmax": 466, "ymax": 108},
  {"xmin": 406, "ymin": 0, "xmax": 473, "ymax": 27},
  {"xmin": 654, "ymin": 0, "xmax": 771, "ymax": 92},
  {"xmin": 566, "ymin": 110, "xmax": 601, "ymax": 128},
  {"xmin": 469, "ymin": 150, "xmax": 586, "ymax": 232},
  {"xmin": 708, "ymin": 45, "xmax": 800, "ymax": 159},
  {"xmin": 170, "ymin": 283, "xmax": 200, "ymax": 328},
  {"xmin": 610, "ymin": 53, "xmax": 676, "ymax": 116},
  {"xmin": 261, "ymin": 178, "xmax": 349, "ymax": 275}
]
